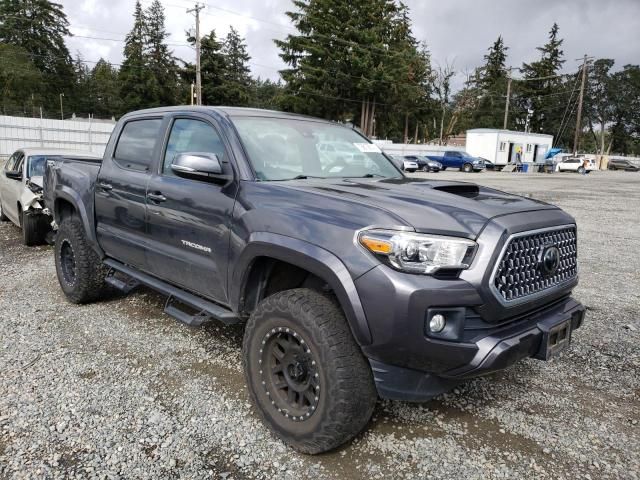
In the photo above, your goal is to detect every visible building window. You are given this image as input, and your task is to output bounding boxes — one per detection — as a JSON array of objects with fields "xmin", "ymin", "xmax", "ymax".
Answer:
[
  {"xmin": 499, "ymin": 142, "xmax": 506, "ymax": 152},
  {"xmin": 526, "ymin": 144, "xmax": 532, "ymax": 153}
]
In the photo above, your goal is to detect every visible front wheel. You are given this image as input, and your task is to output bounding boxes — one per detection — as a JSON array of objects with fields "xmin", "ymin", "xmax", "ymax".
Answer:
[
  {"xmin": 421, "ymin": 166, "xmax": 429, "ymax": 172},
  {"xmin": 54, "ymin": 217, "xmax": 112, "ymax": 304},
  {"xmin": 462, "ymin": 163, "xmax": 473, "ymax": 173},
  {"xmin": 243, "ymin": 288, "xmax": 377, "ymax": 454}
]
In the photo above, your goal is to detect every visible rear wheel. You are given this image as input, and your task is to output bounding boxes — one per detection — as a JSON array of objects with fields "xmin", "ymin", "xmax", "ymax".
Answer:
[
  {"xmin": 243, "ymin": 288, "xmax": 377, "ymax": 454},
  {"xmin": 54, "ymin": 217, "xmax": 112, "ymax": 304},
  {"xmin": 577, "ymin": 166, "xmax": 586, "ymax": 174},
  {"xmin": 462, "ymin": 163, "xmax": 473, "ymax": 173},
  {"xmin": 421, "ymin": 165, "xmax": 429, "ymax": 172}
]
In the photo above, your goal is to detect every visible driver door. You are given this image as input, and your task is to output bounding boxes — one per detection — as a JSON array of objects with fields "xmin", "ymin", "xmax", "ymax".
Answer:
[{"xmin": 144, "ymin": 115, "xmax": 238, "ymax": 304}]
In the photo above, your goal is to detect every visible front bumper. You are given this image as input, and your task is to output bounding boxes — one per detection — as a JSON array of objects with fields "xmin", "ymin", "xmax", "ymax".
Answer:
[{"xmin": 366, "ymin": 296, "xmax": 585, "ymax": 401}]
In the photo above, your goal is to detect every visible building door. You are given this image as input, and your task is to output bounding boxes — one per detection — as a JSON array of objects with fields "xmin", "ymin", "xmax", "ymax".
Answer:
[{"xmin": 507, "ymin": 143, "xmax": 514, "ymax": 164}]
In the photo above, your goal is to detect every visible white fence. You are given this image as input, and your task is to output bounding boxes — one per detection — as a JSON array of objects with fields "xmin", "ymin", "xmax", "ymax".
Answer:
[{"xmin": 0, "ymin": 115, "xmax": 116, "ymax": 160}]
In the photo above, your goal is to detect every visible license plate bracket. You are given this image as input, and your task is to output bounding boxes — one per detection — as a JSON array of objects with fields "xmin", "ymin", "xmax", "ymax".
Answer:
[{"xmin": 535, "ymin": 319, "xmax": 572, "ymax": 360}]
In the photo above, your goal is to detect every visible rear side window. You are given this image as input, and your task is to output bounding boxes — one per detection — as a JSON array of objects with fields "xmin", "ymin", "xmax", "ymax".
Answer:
[{"xmin": 114, "ymin": 119, "xmax": 162, "ymax": 171}]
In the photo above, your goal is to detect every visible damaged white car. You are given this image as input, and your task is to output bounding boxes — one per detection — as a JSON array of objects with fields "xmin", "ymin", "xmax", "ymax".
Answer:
[{"xmin": 0, "ymin": 148, "xmax": 100, "ymax": 245}]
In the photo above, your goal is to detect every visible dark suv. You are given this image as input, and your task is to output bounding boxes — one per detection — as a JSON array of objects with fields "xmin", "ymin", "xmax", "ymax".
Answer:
[{"xmin": 44, "ymin": 106, "xmax": 585, "ymax": 454}]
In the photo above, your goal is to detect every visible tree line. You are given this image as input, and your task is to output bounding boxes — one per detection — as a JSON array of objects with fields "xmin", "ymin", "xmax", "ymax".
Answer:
[{"xmin": 0, "ymin": 0, "xmax": 638, "ymax": 155}]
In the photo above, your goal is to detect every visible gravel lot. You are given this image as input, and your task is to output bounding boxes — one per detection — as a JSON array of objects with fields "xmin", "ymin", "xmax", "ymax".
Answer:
[{"xmin": 1, "ymin": 170, "xmax": 638, "ymax": 479}]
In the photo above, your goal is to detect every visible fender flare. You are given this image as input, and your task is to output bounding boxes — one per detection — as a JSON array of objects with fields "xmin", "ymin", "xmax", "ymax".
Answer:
[
  {"xmin": 52, "ymin": 186, "xmax": 104, "ymax": 257},
  {"xmin": 230, "ymin": 232, "xmax": 373, "ymax": 346}
]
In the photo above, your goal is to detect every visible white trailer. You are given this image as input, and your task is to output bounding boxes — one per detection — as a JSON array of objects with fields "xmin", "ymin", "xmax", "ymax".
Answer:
[{"xmin": 466, "ymin": 129, "xmax": 553, "ymax": 167}]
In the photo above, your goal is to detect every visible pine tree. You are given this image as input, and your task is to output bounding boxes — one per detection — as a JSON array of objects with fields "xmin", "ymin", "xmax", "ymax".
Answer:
[
  {"xmin": 144, "ymin": 0, "xmax": 179, "ymax": 107},
  {"xmin": 0, "ymin": 44, "xmax": 42, "ymax": 115},
  {"xmin": 518, "ymin": 23, "xmax": 566, "ymax": 137},
  {"xmin": 89, "ymin": 59, "xmax": 123, "ymax": 118},
  {"xmin": 215, "ymin": 27, "xmax": 252, "ymax": 106},
  {"xmin": 119, "ymin": 0, "xmax": 151, "ymax": 112},
  {"xmin": 275, "ymin": 0, "xmax": 432, "ymax": 139},
  {"xmin": 0, "ymin": 0, "xmax": 75, "ymax": 114}
]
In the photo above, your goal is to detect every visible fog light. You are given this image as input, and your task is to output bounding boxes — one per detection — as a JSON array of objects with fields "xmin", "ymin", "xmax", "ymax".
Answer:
[{"xmin": 429, "ymin": 314, "xmax": 446, "ymax": 332}]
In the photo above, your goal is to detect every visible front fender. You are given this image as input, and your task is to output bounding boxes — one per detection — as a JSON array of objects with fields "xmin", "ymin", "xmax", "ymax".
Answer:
[{"xmin": 230, "ymin": 232, "xmax": 373, "ymax": 346}]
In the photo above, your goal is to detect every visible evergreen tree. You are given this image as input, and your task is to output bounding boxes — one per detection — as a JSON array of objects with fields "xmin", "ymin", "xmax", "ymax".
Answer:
[
  {"xmin": 275, "ymin": 0, "xmax": 432, "ymax": 139},
  {"xmin": 252, "ymin": 78, "xmax": 284, "ymax": 110},
  {"xmin": 0, "ymin": 44, "xmax": 43, "ymax": 115},
  {"xmin": 184, "ymin": 29, "xmax": 226, "ymax": 105},
  {"xmin": 88, "ymin": 59, "xmax": 123, "ymax": 118},
  {"xmin": 0, "ymin": 0, "xmax": 75, "ymax": 113},
  {"xmin": 215, "ymin": 27, "xmax": 252, "ymax": 106},
  {"xmin": 517, "ymin": 23, "xmax": 566, "ymax": 137},
  {"xmin": 144, "ymin": 0, "xmax": 179, "ymax": 107},
  {"xmin": 119, "ymin": 0, "xmax": 153, "ymax": 112}
]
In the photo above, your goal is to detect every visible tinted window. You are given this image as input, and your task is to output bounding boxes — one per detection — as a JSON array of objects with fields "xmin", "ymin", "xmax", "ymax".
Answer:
[
  {"xmin": 163, "ymin": 119, "xmax": 226, "ymax": 176},
  {"xmin": 114, "ymin": 119, "xmax": 162, "ymax": 171}
]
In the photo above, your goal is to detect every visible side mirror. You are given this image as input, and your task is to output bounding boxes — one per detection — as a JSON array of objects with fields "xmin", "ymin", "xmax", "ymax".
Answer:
[
  {"xmin": 5, "ymin": 170, "xmax": 22, "ymax": 181},
  {"xmin": 171, "ymin": 152, "xmax": 225, "ymax": 181}
]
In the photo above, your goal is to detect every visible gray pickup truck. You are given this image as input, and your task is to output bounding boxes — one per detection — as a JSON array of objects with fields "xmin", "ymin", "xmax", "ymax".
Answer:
[{"xmin": 44, "ymin": 106, "xmax": 585, "ymax": 454}]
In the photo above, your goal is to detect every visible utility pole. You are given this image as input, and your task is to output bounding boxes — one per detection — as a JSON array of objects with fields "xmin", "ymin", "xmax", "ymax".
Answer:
[
  {"xmin": 187, "ymin": 3, "xmax": 205, "ymax": 105},
  {"xmin": 59, "ymin": 93, "xmax": 64, "ymax": 120},
  {"xmin": 573, "ymin": 55, "xmax": 590, "ymax": 155},
  {"xmin": 503, "ymin": 68, "xmax": 512, "ymax": 130}
]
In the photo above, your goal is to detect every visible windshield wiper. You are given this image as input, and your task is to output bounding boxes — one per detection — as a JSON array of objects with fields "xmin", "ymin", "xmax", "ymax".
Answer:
[
  {"xmin": 274, "ymin": 174, "xmax": 326, "ymax": 181},
  {"xmin": 346, "ymin": 173, "xmax": 387, "ymax": 178}
]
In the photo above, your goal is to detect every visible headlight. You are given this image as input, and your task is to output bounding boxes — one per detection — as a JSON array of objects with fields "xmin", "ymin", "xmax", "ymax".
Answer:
[
  {"xmin": 358, "ymin": 229, "xmax": 477, "ymax": 274},
  {"xmin": 428, "ymin": 161, "xmax": 440, "ymax": 167}
]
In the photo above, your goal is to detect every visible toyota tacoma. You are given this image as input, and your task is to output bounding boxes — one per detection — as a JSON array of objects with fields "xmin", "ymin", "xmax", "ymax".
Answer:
[{"xmin": 44, "ymin": 106, "xmax": 585, "ymax": 454}]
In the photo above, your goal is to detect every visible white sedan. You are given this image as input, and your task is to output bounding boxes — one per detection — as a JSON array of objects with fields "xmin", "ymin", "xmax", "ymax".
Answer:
[
  {"xmin": 0, "ymin": 148, "xmax": 100, "ymax": 245},
  {"xmin": 555, "ymin": 157, "xmax": 596, "ymax": 174}
]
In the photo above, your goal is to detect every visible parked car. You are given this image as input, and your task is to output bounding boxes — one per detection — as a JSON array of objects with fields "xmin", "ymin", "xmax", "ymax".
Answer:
[
  {"xmin": 556, "ymin": 157, "xmax": 596, "ymax": 174},
  {"xmin": 427, "ymin": 151, "xmax": 486, "ymax": 172},
  {"xmin": 608, "ymin": 159, "xmax": 640, "ymax": 171},
  {"xmin": 390, "ymin": 155, "xmax": 418, "ymax": 172},
  {"xmin": 480, "ymin": 157, "xmax": 495, "ymax": 170},
  {"xmin": 0, "ymin": 148, "xmax": 100, "ymax": 245},
  {"xmin": 403, "ymin": 155, "xmax": 441, "ymax": 172},
  {"xmin": 44, "ymin": 106, "xmax": 585, "ymax": 454}
]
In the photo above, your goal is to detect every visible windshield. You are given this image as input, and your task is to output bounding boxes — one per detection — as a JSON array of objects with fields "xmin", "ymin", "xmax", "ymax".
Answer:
[
  {"xmin": 27, "ymin": 155, "xmax": 59, "ymax": 177},
  {"xmin": 232, "ymin": 117, "xmax": 402, "ymax": 181}
]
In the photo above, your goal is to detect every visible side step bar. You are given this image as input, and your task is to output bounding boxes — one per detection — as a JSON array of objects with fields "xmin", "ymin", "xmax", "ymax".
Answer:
[{"xmin": 103, "ymin": 259, "xmax": 240, "ymax": 326}]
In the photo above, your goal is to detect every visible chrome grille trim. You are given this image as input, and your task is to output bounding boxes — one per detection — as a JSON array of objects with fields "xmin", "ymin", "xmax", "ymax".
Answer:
[{"xmin": 490, "ymin": 224, "xmax": 578, "ymax": 304}]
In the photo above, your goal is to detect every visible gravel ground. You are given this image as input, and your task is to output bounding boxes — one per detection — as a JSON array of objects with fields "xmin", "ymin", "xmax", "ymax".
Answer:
[{"xmin": 1, "ymin": 170, "xmax": 638, "ymax": 479}]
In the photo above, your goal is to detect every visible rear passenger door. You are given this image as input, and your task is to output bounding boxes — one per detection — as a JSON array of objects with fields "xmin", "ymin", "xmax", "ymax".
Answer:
[
  {"xmin": 444, "ymin": 151, "xmax": 462, "ymax": 168},
  {"xmin": 95, "ymin": 117, "xmax": 163, "ymax": 269},
  {"xmin": 144, "ymin": 115, "xmax": 238, "ymax": 304}
]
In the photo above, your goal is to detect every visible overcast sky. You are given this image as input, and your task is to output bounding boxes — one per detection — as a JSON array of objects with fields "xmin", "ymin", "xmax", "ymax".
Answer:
[{"xmin": 62, "ymin": 0, "xmax": 640, "ymax": 91}]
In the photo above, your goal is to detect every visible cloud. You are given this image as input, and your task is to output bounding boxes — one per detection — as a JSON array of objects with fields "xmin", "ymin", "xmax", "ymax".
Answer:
[{"xmin": 60, "ymin": 0, "xmax": 640, "ymax": 89}]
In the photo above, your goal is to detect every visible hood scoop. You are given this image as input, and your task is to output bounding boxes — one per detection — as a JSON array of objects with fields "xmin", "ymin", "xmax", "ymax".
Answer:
[{"xmin": 432, "ymin": 183, "xmax": 480, "ymax": 198}]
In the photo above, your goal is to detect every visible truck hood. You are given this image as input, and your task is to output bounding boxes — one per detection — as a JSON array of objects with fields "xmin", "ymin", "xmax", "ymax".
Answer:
[{"xmin": 276, "ymin": 177, "xmax": 558, "ymax": 238}]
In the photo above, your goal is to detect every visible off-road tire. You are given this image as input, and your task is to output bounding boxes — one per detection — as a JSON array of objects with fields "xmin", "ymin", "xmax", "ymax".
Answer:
[
  {"xmin": 243, "ymin": 288, "xmax": 377, "ymax": 454},
  {"xmin": 0, "ymin": 202, "xmax": 8, "ymax": 222},
  {"xmin": 54, "ymin": 216, "xmax": 111, "ymax": 304},
  {"xmin": 21, "ymin": 210, "xmax": 49, "ymax": 246},
  {"xmin": 462, "ymin": 162, "xmax": 473, "ymax": 173}
]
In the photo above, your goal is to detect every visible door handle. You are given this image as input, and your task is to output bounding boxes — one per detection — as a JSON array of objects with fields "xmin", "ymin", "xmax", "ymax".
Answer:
[
  {"xmin": 147, "ymin": 192, "xmax": 167, "ymax": 203},
  {"xmin": 98, "ymin": 182, "xmax": 113, "ymax": 191}
]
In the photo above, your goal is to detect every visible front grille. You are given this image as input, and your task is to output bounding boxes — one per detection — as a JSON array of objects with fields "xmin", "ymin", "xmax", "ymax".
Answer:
[{"xmin": 493, "ymin": 226, "xmax": 577, "ymax": 302}]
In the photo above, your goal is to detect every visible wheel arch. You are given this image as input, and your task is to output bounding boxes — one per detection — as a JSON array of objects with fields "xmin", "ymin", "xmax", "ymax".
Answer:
[
  {"xmin": 52, "ymin": 188, "xmax": 103, "ymax": 257},
  {"xmin": 231, "ymin": 233, "xmax": 373, "ymax": 346}
]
